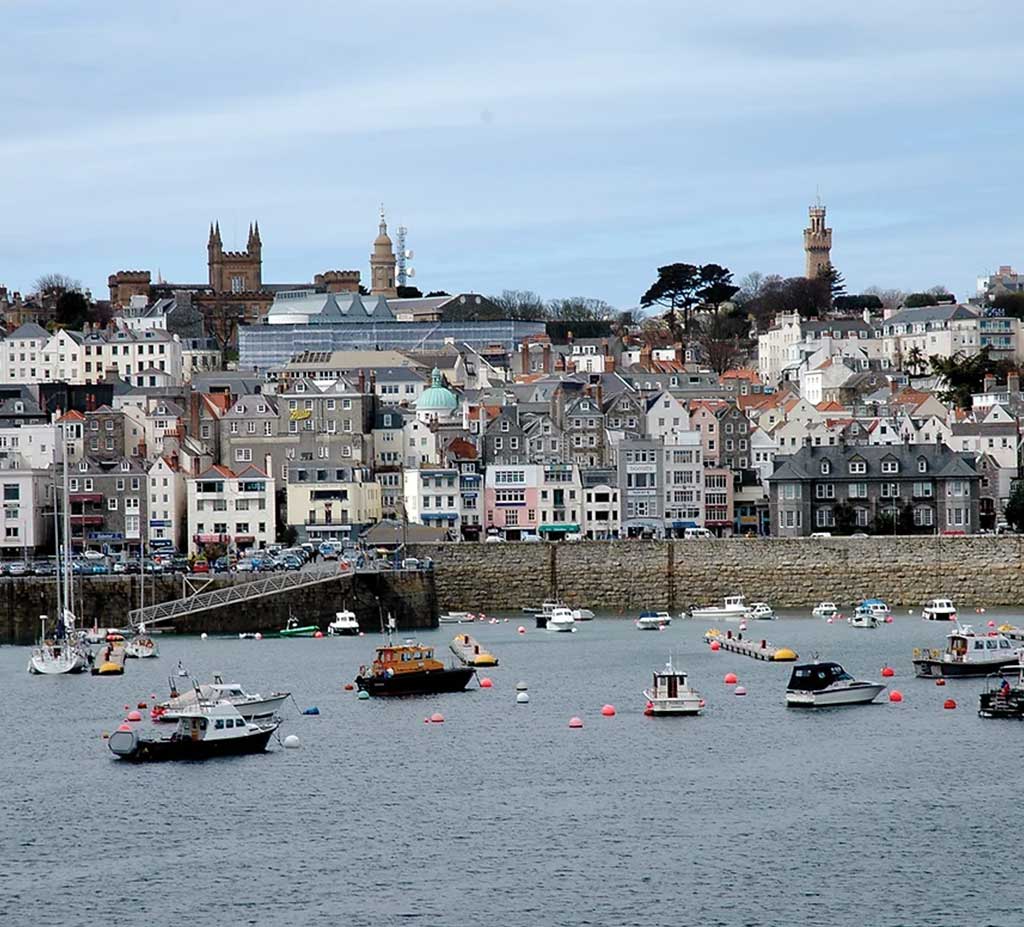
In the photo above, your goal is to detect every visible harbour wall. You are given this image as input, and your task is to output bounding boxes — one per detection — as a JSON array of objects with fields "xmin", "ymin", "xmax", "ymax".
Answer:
[
  {"xmin": 408, "ymin": 537, "xmax": 1024, "ymax": 612},
  {"xmin": 0, "ymin": 571, "xmax": 437, "ymax": 645}
]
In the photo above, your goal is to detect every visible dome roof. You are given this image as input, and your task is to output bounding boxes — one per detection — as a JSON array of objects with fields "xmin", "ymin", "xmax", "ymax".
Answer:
[{"xmin": 416, "ymin": 368, "xmax": 458, "ymax": 412}]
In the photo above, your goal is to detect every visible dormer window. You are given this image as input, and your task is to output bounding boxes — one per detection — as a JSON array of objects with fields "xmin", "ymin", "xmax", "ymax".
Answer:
[
  {"xmin": 918, "ymin": 458, "xmax": 928, "ymax": 473},
  {"xmin": 121, "ymin": 461, "xmax": 131, "ymax": 471},
  {"xmin": 296, "ymin": 383, "xmax": 306, "ymax": 393},
  {"xmin": 820, "ymin": 460, "xmax": 831, "ymax": 475},
  {"xmin": 848, "ymin": 459, "xmax": 867, "ymax": 475},
  {"xmin": 78, "ymin": 461, "xmax": 88, "ymax": 472},
  {"xmin": 881, "ymin": 459, "xmax": 899, "ymax": 474}
]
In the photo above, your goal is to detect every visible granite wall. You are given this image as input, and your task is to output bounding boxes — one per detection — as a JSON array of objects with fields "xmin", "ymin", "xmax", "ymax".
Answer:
[
  {"xmin": 1, "ymin": 570, "xmax": 437, "ymax": 645},
  {"xmin": 408, "ymin": 537, "xmax": 1024, "ymax": 613}
]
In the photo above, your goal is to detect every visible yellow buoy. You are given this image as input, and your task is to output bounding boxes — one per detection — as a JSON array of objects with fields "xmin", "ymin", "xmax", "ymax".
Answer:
[{"xmin": 772, "ymin": 648, "xmax": 798, "ymax": 662}]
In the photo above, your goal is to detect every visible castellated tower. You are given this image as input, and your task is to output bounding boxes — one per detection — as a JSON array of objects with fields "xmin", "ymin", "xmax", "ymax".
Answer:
[
  {"xmin": 208, "ymin": 221, "xmax": 263, "ymax": 294},
  {"xmin": 803, "ymin": 203, "xmax": 832, "ymax": 279}
]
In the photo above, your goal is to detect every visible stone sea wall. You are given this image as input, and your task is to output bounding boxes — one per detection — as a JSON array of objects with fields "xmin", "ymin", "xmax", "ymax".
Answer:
[
  {"xmin": 409, "ymin": 537, "xmax": 1024, "ymax": 613},
  {"xmin": 0, "ymin": 571, "xmax": 437, "ymax": 645}
]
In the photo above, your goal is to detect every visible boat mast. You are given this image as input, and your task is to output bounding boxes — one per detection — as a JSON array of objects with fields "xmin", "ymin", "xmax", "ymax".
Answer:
[
  {"xmin": 61, "ymin": 441, "xmax": 71, "ymax": 620},
  {"xmin": 51, "ymin": 456, "xmax": 61, "ymax": 624}
]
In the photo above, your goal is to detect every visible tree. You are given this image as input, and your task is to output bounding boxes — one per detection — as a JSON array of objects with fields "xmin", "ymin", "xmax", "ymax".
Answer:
[
  {"xmin": 34, "ymin": 272, "xmax": 81, "ymax": 296},
  {"xmin": 929, "ymin": 347, "xmax": 1011, "ymax": 409},
  {"xmin": 833, "ymin": 294, "xmax": 883, "ymax": 314},
  {"xmin": 863, "ymin": 286, "xmax": 905, "ymax": 311},
  {"xmin": 640, "ymin": 263, "xmax": 703, "ymax": 342},
  {"xmin": 736, "ymin": 271, "xmax": 766, "ymax": 303},
  {"xmin": 546, "ymin": 297, "xmax": 616, "ymax": 322},
  {"xmin": 816, "ymin": 262, "xmax": 846, "ymax": 304},
  {"xmin": 488, "ymin": 289, "xmax": 548, "ymax": 321},
  {"xmin": 280, "ymin": 524, "xmax": 298, "ymax": 546},
  {"xmin": 992, "ymin": 293, "xmax": 1024, "ymax": 319},
  {"xmin": 697, "ymin": 263, "xmax": 740, "ymax": 315},
  {"xmin": 426, "ymin": 290, "xmax": 450, "ymax": 298},
  {"xmin": 740, "ymin": 274, "xmax": 829, "ymax": 327},
  {"xmin": 396, "ymin": 285, "xmax": 423, "ymax": 298},
  {"xmin": 833, "ymin": 502, "xmax": 857, "ymax": 535},
  {"xmin": 904, "ymin": 345, "xmax": 927, "ymax": 379},
  {"xmin": 1005, "ymin": 481, "xmax": 1024, "ymax": 533},
  {"xmin": 55, "ymin": 290, "xmax": 90, "ymax": 329},
  {"xmin": 696, "ymin": 311, "xmax": 746, "ymax": 374},
  {"xmin": 905, "ymin": 289, "xmax": 955, "ymax": 308}
]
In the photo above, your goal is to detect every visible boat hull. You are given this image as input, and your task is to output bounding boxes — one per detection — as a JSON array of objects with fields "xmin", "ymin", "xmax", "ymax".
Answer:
[
  {"xmin": 355, "ymin": 667, "xmax": 475, "ymax": 696},
  {"xmin": 922, "ymin": 611, "xmax": 956, "ymax": 621},
  {"xmin": 979, "ymin": 690, "xmax": 1024, "ymax": 719},
  {"xmin": 124, "ymin": 638, "xmax": 159, "ymax": 658},
  {"xmin": 109, "ymin": 725, "xmax": 278, "ymax": 761},
  {"xmin": 636, "ymin": 619, "xmax": 671, "ymax": 630},
  {"xmin": 644, "ymin": 694, "xmax": 702, "ymax": 715},
  {"xmin": 690, "ymin": 608, "xmax": 749, "ymax": 621},
  {"xmin": 913, "ymin": 656, "xmax": 1021, "ymax": 678},
  {"xmin": 279, "ymin": 626, "xmax": 319, "ymax": 638},
  {"xmin": 157, "ymin": 694, "xmax": 290, "ymax": 723},
  {"xmin": 28, "ymin": 648, "xmax": 90, "ymax": 675},
  {"xmin": 327, "ymin": 625, "xmax": 360, "ymax": 636},
  {"xmin": 786, "ymin": 683, "xmax": 886, "ymax": 707}
]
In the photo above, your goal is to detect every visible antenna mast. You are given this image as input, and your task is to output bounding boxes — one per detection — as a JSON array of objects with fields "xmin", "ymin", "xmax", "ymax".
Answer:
[{"xmin": 396, "ymin": 225, "xmax": 414, "ymax": 287}]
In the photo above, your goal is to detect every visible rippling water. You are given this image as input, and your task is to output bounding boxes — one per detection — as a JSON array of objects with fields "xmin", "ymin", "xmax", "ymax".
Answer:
[{"xmin": 4, "ymin": 608, "xmax": 1022, "ymax": 927}]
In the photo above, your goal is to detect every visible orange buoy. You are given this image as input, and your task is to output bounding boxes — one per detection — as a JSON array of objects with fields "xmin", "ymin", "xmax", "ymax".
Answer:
[
  {"xmin": 601, "ymin": 704, "xmax": 616, "ymax": 717},
  {"xmin": 724, "ymin": 672, "xmax": 738, "ymax": 685},
  {"xmin": 935, "ymin": 678, "xmax": 946, "ymax": 687},
  {"xmin": 126, "ymin": 710, "xmax": 142, "ymax": 722},
  {"xmin": 117, "ymin": 722, "xmax": 132, "ymax": 732},
  {"xmin": 343, "ymin": 683, "xmax": 355, "ymax": 691},
  {"xmin": 881, "ymin": 666, "xmax": 895, "ymax": 678},
  {"xmin": 430, "ymin": 712, "xmax": 445, "ymax": 724},
  {"xmin": 889, "ymin": 690, "xmax": 903, "ymax": 703},
  {"xmin": 987, "ymin": 620, "xmax": 996, "ymax": 628},
  {"xmin": 710, "ymin": 640, "xmax": 721, "ymax": 651},
  {"xmin": 137, "ymin": 702, "xmax": 147, "ymax": 709},
  {"xmin": 568, "ymin": 716, "xmax": 584, "ymax": 728},
  {"xmin": 314, "ymin": 630, "xmax": 324, "ymax": 638},
  {"xmin": 943, "ymin": 698, "xmax": 957, "ymax": 710},
  {"xmin": 480, "ymin": 677, "xmax": 493, "ymax": 688},
  {"xmin": 517, "ymin": 625, "xmax": 526, "ymax": 634}
]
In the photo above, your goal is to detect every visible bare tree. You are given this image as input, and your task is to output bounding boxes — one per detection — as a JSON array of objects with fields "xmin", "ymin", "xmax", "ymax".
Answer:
[
  {"xmin": 34, "ymin": 273, "xmax": 81, "ymax": 295},
  {"xmin": 546, "ymin": 297, "xmax": 616, "ymax": 322},
  {"xmin": 863, "ymin": 286, "xmax": 905, "ymax": 311},
  {"xmin": 487, "ymin": 289, "xmax": 548, "ymax": 321}
]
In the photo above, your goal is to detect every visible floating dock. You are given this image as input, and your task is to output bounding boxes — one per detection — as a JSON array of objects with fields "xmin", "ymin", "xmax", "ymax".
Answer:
[
  {"xmin": 707, "ymin": 629, "xmax": 797, "ymax": 662},
  {"xmin": 92, "ymin": 639, "xmax": 127, "ymax": 675}
]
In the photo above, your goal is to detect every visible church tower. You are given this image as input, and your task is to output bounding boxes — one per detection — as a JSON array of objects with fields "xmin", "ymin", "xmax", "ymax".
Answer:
[
  {"xmin": 207, "ymin": 220, "xmax": 262, "ymax": 293},
  {"xmin": 370, "ymin": 206, "xmax": 398, "ymax": 298},
  {"xmin": 803, "ymin": 200, "xmax": 832, "ymax": 279}
]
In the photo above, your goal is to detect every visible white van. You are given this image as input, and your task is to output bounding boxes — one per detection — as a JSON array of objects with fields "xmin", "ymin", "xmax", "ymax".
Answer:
[{"xmin": 683, "ymin": 527, "xmax": 714, "ymax": 540}]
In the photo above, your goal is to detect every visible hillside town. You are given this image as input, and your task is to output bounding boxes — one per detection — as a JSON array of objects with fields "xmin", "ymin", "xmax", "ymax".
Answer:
[{"xmin": 2, "ymin": 203, "xmax": 1023, "ymax": 564}]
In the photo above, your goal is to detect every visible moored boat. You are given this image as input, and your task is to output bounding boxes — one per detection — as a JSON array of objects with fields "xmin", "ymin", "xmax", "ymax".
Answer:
[
  {"xmin": 109, "ymin": 701, "xmax": 280, "ymax": 762},
  {"xmin": 812, "ymin": 601, "xmax": 839, "ymax": 619},
  {"xmin": 328, "ymin": 609, "xmax": 360, "ymax": 636},
  {"xmin": 978, "ymin": 665, "xmax": 1024, "ymax": 719},
  {"xmin": 643, "ymin": 656, "xmax": 703, "ymax": 715},
  {"xmin": 858, "ymin": 598, "xmax": 891, "ymax": 622},
  {"xmin": 355, "ymin": 642, "xmax": 475, "ymax": 696},
  {"xmin": 153, "ymin": 674, "xmax": 290, "ymax": 722},
  {"xmin": 921, "ymin": 597, "xmax": 957, "ymax": 621},
  {"xmin": 279, "ymin": 616, "xmax": 319, "ymax": 637},
  {"xmin": 749, "ymin": 602, "xmax": 775, "ymax": 621},
  {"xmin": 785, "ymin": 662, "xmax": 886, "ymax": 708},
  {"xmin": 439, "ymin": 611, "xmax": 475, "ymax": 624},
  {"xmin": 689, "ymin": 595, "xmax": 751, "ymax": 621},
  {"xmin": 545, "ymin": 606, "xmax": 576, "ymax": 632},
  {"xmin": 124, "ymin": 636, "xmax": 159, "ymax": 658},
  {"xmin": 636, "ymin": 610, "xmax": 672, "ymax": 631},
  {"xmin": 572, "ymin": 608, "xmax": 595, "ymax": 621},
  {"xmin": 913, "ymin": 624, "xmax": 1022, "ymax": 678},
  {"xmin": 848, "ymin": 605, "xmax": 879, "ymax": 629},
  {"xmin": 449, "ymin": 633, "xmax": 499, "ymax": 667},
  {"xmin": 28, "ymin": 613, "xmax": 91, "ymax": 675}
]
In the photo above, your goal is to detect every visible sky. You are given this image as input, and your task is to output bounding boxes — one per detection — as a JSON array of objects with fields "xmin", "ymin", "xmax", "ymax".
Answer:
[{"xmin": 2, "ymin": 0, "xmax": 1023, "ymax": 309}]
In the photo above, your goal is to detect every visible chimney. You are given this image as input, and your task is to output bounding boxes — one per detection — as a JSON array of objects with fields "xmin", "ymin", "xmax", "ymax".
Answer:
[
  {"xmin": 542, "ymin": 343, "xmax": 551, "ymax": 373},
  {"xmin": 983, "ymin": 373, "xmax": 997, "ymax": 393},
  {"xmin": 369, "ymin": 370, "xmax": 377, "ymax": 393},
  {"xmin": 357, "ymin": 369, "xmax": 366, "ymax": 394},
  {"xmin": 1009, "ymin": 371, "xmax": 1020, "ymax": 395},
  {"xmin": 190, "ymin": 391, "xmax": 201, "ymax": 439},
  {"xmin": 264, "ymin": 453, "xmax": 273, "ymax": 479},
  {"xmin": 519, "ymin": 342, "xmax": 529, "ymax": 375},
  {"xmin": 596, "ymin": 382, "xmax": 603, "ymax": 409}
]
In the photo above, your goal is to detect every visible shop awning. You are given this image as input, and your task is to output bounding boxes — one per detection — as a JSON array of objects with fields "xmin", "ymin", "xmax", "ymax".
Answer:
[{"xmin": 539, "ymin": 523, "xmax": 580, "ymax": 532}]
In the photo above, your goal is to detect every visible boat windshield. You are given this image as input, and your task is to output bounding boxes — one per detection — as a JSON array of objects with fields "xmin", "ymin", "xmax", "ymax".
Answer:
[{"xmin": 787, "ymin": 663, "xmax": 853, "ymax": 691}]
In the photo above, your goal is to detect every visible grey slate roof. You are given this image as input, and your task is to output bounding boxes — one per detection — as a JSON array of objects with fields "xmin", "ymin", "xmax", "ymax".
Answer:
[{"xmin": 770, "ymin": 444, "xmax": 980, "ymax": 482}]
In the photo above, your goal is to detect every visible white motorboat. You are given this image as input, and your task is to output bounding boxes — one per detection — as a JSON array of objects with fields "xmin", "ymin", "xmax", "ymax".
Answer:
[
  {"xmin": 439, "ymin": 611, "xmax": 474, "ymax": 624},
  {"xmin": 572, "ymin": 608, "xmax": 595, "ymax": 621},
  {"xmin": 328, "ymin": 609, "xmax": 360, "ymax": 636},
  {"xmin": 125, "ymin": 636, "xmax": 159, "ymax": 658},
  {"xmin": 643, "ymin": 656, "xmax": 703, "ymax": 715},
  {"xmin": 921, "ymin": 598, "xmax": 957, "ymax": 622},
  {"xmin": 912, "ymin": 624, "xmax": 1023, "ymax": 678},
  {"xmin": 28, "ymin": 613, "xmax": 91, "ymax": 675},
  {"xmin": 154, "ymin": 674, "xmax": 290, "ymax": 723},
  {"xmin": 636, "ymin": 610, "xmax": 672, "ymax": 631},
  {"xmin": 749, "ymin": 602, "xmax": 775, "ymax": 621},
  {"xmin": 812, "ymin": 601, "xmax": 839, "ymax": 619},
  {"xmin": 689, "ymin": 594, "xmax": 751, "ymax": 621},
  {"xmin": 546, "ymin": 606, "xmax": 576, "ymax": 632},
  {"xmin": 785, "ymin": 662, "xmax": 886, "ymax": 707},
  {"xmin": 848, "ymin": 605, "xmax": 879, "ymax": 629},
  {"xmin": 858, "ymin": 599, "xmax": 890, "ymax": 622}
]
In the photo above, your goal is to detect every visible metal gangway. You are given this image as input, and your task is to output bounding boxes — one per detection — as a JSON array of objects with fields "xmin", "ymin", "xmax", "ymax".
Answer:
[{"xmin": 127, "ymin": 564, "xmax": 356, "ymax": 628}]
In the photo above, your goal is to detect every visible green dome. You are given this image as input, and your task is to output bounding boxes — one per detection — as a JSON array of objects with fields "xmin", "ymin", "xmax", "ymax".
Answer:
[{"xmin": 416, "ymin": 368, "xmax": 458, "ymax": 412}]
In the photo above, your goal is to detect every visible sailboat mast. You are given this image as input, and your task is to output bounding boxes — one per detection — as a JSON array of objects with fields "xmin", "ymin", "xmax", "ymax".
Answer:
[
  {"xmin": 51, "ymin": 459, "xmax": 61, "ymax": 620},
  {"xmin": 62, "ymin": 442, "xmax": 71, "ymax": 616}
]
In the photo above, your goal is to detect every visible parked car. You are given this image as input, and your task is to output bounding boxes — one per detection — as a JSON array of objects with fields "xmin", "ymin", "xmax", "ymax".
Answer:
[
  {"xmin": 521, "ymin": 534, "xmax": 542, "ymax": 544},
  {"xmin": 319, "ymin": 542, "xmax": 339, "ymax": 560},
  {"xmin": 81, "ymin": 549, "xmax": 106, "ymax": 561},
  {"xmin": 484, "ymin": 535, "xmax": 505, "ymax": 544},
  {"xmin": 191, "ymin": 559, "xmax": 210, "ymax": 574},
  {"xmin": 212, "ymin": 556, "xmax": 231, "ymax": 573},
  {"xmin": 7, "ymin": 560, "xmax": 29, "ymax": 576},
  {"xmin": 279, "ymin": 554, "xmax": 303, "ymax": 571},
  {"xmin": 684, "ymin": 527, "xmax": 714, "ymax": 540},
  {"xmin": 31, "ymin": 560, "xmax": 57, "ymax": 576},
  {"xmin": 124, "ymin": 559, "xmax": 141, "ymax": 574},
  {"xmin": 170, "ymin": 556, "xmax": 190, "ymax": 573},
  {"xmin": 235, "ymin": 559, "xmax": 256, "ymax": 573},
  {"xmin": 112, "ymin": 560, "xmax": 128, "ymax": 574},
  {"xmin": 300, "ymin": 542, "xmax": 316, "ymax": 559}
]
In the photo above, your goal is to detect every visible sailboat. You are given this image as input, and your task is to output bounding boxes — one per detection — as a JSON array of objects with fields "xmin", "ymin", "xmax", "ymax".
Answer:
[
  {"xmin": 28, "ymin": 447, "xmax": 92, "ymax": 674},
  {"xmin": 125, "ymin": 553, "xmax": 159, "ymax": 658}
]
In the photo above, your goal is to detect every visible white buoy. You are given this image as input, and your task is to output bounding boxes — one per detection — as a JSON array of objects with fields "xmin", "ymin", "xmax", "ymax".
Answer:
[
  {"xmin": 200, "ymin": 632, "xmax": 208, "ymax": 640},
  {"xmin": 283, "ymin": 734, "xmax": 301, "ymax": 749},
  {"xmin": 516, "ymin": 692, "xmax": 529, "ymax": 704},
  {"xmin": 516, "ymin": 681, "xmax": 529, "ymax": 691}
]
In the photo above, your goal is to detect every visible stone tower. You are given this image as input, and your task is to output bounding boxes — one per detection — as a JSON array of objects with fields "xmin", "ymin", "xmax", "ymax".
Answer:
[
  {"xmin": 369, "ymin": 206, "xmax": 397, "ymax": 298},
  {"xmin": 803, "ymin": 202, "xmax": 832, "ymax": 279},
  {"xmin": 208, "ymin": 221, "xmax": 262, "ymax": 294}
]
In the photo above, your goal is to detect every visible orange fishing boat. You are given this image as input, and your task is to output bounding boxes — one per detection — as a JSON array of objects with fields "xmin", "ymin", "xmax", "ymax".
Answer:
[{"xmin": 355, "ymin": 642, "xmax": 475, "ymax": 696}]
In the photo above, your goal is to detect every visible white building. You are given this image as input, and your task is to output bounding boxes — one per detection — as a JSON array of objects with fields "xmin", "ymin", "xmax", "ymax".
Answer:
[
  {"xmin": 581, "ymin": 469, "xmax": 620, "ymax": 539},
  {"xmin": 147, "ymin": 456, "xmax": 186, "ymax": 554},
  {"xmin": 537, "ymin": 463, "xmax": 583, "ymax": 537},
  {"xmin": 644, "ymin": 390, "xmax": 692, "ymax": 444},
  {"xmin": 880, "ymin": 305, "xmax": 980, "ymax": 369},
  {"xmin": 662, "ymin": 432, "xmax": 704, "ymax": 530},
  {"xmin": 0, "ymin": 463, "xmax": 52, "ymax": 554},
  {"xmin": 403, "ymin": 467, "xmax": 461, "ymax": 534},
  {"xmin": 0, "ymin": 323, "xmax": 51, "ymax": 383},
  {"xmin": 186, "ymin": 463, "xmax": 276, "ymax": 555},
  {"xmin": 0, "ymin": 423, "xmax": 57, "ymax": 469}
]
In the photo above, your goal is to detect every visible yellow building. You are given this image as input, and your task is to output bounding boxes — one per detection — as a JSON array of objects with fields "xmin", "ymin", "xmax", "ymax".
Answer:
[{"xmin": 285, "ymin": 464, "xmax": 382, "ymax": 544}]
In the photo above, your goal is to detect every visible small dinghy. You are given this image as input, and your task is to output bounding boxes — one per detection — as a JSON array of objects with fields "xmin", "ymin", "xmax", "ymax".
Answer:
[{"xmin": 449, "ymin": 633, "xmax": 499, "ymax": 667}]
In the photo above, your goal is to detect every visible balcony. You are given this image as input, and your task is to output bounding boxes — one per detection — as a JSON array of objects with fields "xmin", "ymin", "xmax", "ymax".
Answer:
[
  {"xmin": 70, "ymin": 493, "xmax": 103, "ymax": 504},
  {"xmin": 70, "ymin": 514, "xmax": 104, "ymax": 526}
]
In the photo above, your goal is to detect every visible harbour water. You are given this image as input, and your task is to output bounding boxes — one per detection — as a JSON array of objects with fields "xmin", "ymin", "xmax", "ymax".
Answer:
[{"xmin": 5, "ymin": 609, "xmax": 1022, "ymax": 927}]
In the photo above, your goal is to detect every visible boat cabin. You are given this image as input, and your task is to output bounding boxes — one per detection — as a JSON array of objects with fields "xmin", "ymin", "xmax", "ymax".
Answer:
[
  {"xmin": 724, "ymin": 595, "xmax": 746, "ymax": 609},
  {"xmin": 947, "ymin": 628, "xmax": 1015, "ymax": 662},
  {"xmin": 175, "ymin": 703, "xmax": 252, "ymax": 741},
  {"xmin": 370, "ymin": 644, "xmax": 444, "ymax": 676},
  {"xmin": 651, "ymin": 665, "xmax": 690, "ymax": 699},
  {"xmin": 787, "ymin": 662, "xmax": 854, "ymax": 691}
]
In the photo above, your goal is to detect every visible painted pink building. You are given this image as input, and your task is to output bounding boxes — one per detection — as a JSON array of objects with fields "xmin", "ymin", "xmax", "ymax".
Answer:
[{"xmin": 484, "ymin": 464, "xmax": 541, "ymax": 540}]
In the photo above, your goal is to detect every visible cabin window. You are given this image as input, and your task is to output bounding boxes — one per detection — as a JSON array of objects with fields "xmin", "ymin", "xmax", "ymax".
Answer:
[
  {"xmin": 974, "ymin": 641, "xmax": 985, "ymax": 650},
  {"xmin": 986, "ymin": 640, "xmax": 997, "ymax": 650},
  {"xmin": 215, "ymin": 719, "xmax": 225, "ymax": 729},
  {"xmin": 1000, "ymin": 640, "xmax": 1011, "ymax": 649}
]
